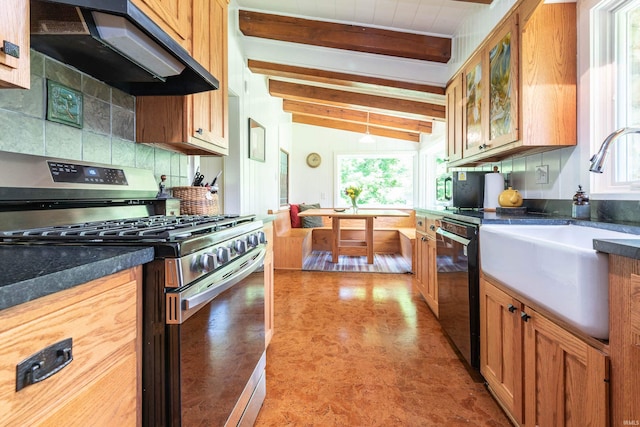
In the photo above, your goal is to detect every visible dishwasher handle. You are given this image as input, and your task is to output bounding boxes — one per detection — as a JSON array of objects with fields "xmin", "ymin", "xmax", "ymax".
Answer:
[{"xmin": 436, "ymin": 227, "xmax": 471, "ymax": 246}]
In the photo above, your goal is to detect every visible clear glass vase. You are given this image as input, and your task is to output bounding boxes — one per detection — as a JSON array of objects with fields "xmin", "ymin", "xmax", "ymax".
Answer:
[{"xmin": 351, "ymin": 198, "xmax": 358, "ymax": 213}]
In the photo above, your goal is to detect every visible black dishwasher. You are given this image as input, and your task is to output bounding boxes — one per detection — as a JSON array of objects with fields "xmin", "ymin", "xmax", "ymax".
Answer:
[{"xmin": 436, "ymin": 218, "xmax": 480, "ymax": 371}]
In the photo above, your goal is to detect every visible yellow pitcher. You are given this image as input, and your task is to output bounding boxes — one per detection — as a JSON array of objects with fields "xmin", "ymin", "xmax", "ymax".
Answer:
[{"xmin": 498, "ymin": 187, "xmax": 523, "ymax": 207}]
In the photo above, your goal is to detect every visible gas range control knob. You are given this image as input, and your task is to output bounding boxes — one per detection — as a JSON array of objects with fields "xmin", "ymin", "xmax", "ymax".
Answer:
[
  {"xmin": 199, "ymin": 252, "xmax": 218, "ymax": 272},
  {"xmin": 234, "ymin": 239, "xmax": 247, "ymax": 255},
  {"xmin": 217, "ymin": 247, "xmax": 230, "ymax": 265},
  {"xmin": 247, "ymin": 234, "xmax": 259, "ymax": 248},
  {"xmin": 257, "ymin": 231, "xmax": 266, "ymax": 244}
]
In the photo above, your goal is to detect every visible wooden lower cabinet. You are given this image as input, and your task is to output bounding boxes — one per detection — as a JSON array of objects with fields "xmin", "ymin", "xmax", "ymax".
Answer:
[
  {"xmin": 481, "ymin": 276, "xmax": 610, "ymax": 426},
  {"xmin": 0, "ymin": 267, "xmax": 142, "ymax": 426},
  {"xmin": 608, "ymin": 255, "xmax": 640, "ymax": 425},
  {"xmin": 264, "ymin": 222, "xmax": 275, "ymax": 347},
  {"xmin": 416, "ymin": 230, "xmax": 438, "ymax": 317}
]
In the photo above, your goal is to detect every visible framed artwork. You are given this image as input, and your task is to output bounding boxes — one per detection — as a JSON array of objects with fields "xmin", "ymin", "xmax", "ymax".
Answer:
[
  {"xmin": 279, "ymin": 149, "xmax": 289, "ymax": 206},
  {"xmin": 46, "ymin": 80, "xmax": 83, "ymax": 128},
  {"xmin": 248, "ymin": 118, "xmax": 266, "ymax": 162},
  {"xmin": 465, "ymin": 60, "xmax": 483, "ymax": 149}
]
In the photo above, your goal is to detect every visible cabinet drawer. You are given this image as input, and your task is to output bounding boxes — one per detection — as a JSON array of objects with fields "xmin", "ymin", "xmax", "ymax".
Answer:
[
  {"xmin": 416, "ymin": 215, "xmax": 427, "ymax": 233},
  {"xmin": 0, "ymin": 269, "xmax": 139, "ymax": 426}
]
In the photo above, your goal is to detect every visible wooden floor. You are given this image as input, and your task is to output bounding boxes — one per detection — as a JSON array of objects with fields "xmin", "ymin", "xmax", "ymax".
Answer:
[{"xmin": 255, "ymin": 270, "xmax": 511, "ymax": 426}]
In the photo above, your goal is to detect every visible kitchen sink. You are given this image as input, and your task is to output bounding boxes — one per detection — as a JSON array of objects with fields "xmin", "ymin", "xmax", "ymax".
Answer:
[{"xmin": 480, "ymin": 224, "xmax": 634, "ymax": 339}]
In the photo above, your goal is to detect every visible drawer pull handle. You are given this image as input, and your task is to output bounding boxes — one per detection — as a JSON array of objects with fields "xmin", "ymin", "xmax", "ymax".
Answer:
[
  {"xmin": 521, "ymin": 312, "xmax": 531, "ymax": 322},
  {"xmin": 507, "ymin": 304, "xmax": 516, "ymax": 313},
  {"xmin": 16, "ymin": 338, "xmax": 73, "ymax": 391},
  {"xmin": 1, "ymin": 40, "xmax": 20, "ymax": 59}
]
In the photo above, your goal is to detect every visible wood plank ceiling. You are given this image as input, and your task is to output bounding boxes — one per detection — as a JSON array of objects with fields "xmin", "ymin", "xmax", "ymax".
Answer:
[{"xmin": 237, "ymin": 0, "xmax": 490, "ymax": 142}]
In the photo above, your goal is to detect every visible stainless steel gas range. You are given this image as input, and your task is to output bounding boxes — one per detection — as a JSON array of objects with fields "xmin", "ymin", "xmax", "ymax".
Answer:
[{"xmin": 0, "ymin": 151, "xmax": 267, "ymax": 426}]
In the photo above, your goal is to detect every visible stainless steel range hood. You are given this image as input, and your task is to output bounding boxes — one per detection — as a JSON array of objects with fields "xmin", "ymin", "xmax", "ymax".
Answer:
[{"xmin": 30, "ymin": 0, "xmax": 219, "ymax": 96}]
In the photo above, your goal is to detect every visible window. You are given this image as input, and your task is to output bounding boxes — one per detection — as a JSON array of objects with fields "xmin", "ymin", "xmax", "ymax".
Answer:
[
  {"xmin": 591, "ymin": 0, "xmax": 640, "ymax": 194},
  {"xmin": 336, "ymin": 153, "xmax": 415, "ymax": 208}
]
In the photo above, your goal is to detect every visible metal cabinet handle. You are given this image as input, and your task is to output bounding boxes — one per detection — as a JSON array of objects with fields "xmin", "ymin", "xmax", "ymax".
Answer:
[
  {"xmin": 16, "ymin": 338, "xmax": 73, "ymax": 391},
  {"xmin": 521, "ymin": 311, "xmax": 531, "ymax": 322},
  {"xmin": 1, "ymin": 40, "xmax": 20, "ymax": 59},
  {"xmin": 196, "ymin": 128, "xmax": 203, "ymax": 135},
  {"xmin": 507, "ymin": 304, "xmax": 517, "ymax": 313},
  {"xmin": 430, "ymin": 224, "xmax": 436, "ymax": 231}
]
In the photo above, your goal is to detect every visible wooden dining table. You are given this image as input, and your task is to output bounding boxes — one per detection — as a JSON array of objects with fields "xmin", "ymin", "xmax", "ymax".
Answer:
[{"xmin": 297, "ymin": 208, "xmax": 410, "ymax": 264}]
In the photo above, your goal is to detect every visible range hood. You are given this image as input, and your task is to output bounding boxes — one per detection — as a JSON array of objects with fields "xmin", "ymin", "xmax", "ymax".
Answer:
[{"xmin": 30, "ymin": 0, "xmax": 219, "ymax": 96}]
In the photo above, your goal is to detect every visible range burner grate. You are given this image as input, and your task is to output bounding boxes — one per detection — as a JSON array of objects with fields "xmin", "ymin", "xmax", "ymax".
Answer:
[{"xmin": 0, "ymin": 214, "xmax": 252, "ymax": 242}]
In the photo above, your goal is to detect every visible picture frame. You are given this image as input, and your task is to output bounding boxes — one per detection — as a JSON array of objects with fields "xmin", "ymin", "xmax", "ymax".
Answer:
[
  {"xmin": 279, "ymin": 149, "xmax": 289, "ymax": 206},
  {"xmin": 46, "ymin": 79, "xmax": 83, "ymax": 129},
  {"xmin": 248, "ymin": 118, "xmax": 266, "ymax": 162}
]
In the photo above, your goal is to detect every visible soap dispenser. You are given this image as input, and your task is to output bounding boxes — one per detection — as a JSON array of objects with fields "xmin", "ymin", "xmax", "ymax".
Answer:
[{"xmin": 572, "ymin": 185, "xmax": 590, "ymax": 219}]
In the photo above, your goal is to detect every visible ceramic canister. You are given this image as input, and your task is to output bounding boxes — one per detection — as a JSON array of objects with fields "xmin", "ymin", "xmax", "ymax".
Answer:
[{"xmin": 483, "ymin": 170, "xmax": 505, "ymax": 211}]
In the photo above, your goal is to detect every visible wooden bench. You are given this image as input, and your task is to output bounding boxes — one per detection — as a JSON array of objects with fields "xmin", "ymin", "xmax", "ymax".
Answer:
[{"xmin": 268, "ymin": 208, "xmax": 313, "ymax": 270}]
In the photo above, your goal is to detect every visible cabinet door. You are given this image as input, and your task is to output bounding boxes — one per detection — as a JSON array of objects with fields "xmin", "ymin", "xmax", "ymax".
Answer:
[
  {"xmin": 415, "ymin": 231, "xmax": 428, "ymax": 299},
  {"xmin": 445, "ymin": 73, "xmax": 463, "ymax": 162},
  {"xmin": 132, "ymin": 0, "xmax": 192, "ymax": 51},
  {"xmin": 462, "ymin": 53, "xmax": 487, "ymax": 158},
  {"xmin": 522, "ymin": 306, "xmax": 609, "ymax": 427},
  {"xmin": 191, "ymin": 0, "xmax": 229, "ymax": 154},
  {"xmin": 425, "ymin": 237, "xmax": 439, "ymax": 318},
  {"xmin": 0, "ymin": 0, "xmax": 29, "ymax": 89},
  {"xmin": 486, "ymin": 14, "xmax": 519, "ymax": 150},
  {"xmin": 480, "ymin": 278, "xmax": 523, "ymax": 424}
]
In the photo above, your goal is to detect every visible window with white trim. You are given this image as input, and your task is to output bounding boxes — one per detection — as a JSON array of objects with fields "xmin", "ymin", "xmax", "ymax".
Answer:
[
  {"xmin": 336, "ymin": 153, "xmax": 415, "ymax": 208},
  {"xmin": 591, "ymin": 0, "xmax": 640, "ymax": 193}
]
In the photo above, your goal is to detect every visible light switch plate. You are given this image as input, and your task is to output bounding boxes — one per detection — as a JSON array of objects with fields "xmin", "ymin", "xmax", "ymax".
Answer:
[{"xmin": 535, "ymin": 165, "xmax": 549, "ymax": 184}]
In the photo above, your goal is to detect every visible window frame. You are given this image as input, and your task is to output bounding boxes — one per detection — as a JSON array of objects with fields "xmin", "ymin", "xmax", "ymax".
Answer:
[
  {"xmin": 333, "ymin": 151, "xmax": 417, "ymax": 209},
  {"xmin": 590, "ymin": 0, "xmax": 640, "ymax": 197}
]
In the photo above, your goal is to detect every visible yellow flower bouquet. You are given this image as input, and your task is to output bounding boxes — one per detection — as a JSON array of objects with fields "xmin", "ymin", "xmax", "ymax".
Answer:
[{"xmin": 344, "ymin": 185, "xmax": 362, "ymax": 211}]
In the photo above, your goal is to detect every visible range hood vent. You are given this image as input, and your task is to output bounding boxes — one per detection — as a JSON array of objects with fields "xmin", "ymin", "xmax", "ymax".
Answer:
[{"xmin": 30, "ymin": 0, "xmax": 219, "ymax": 96}]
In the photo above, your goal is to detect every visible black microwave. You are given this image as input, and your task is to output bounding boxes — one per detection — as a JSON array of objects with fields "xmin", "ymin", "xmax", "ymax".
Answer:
[{"xmin": 436, "ymin": 171, "xmax": 485, "ymax": 208}]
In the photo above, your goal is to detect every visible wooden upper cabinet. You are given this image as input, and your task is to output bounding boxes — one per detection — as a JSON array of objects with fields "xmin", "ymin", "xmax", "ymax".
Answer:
[
  {"xmin": 445, "ymin": 73, "xmax": 463, "ymax": 162},
  {"xmin": 462, "ymin": 52, "xmax": 487, "ymax": 159},
  {"xmin": 131, "ymin": 0, "xmax": 192, "ymax": 52},
  {"xmin": 486, "ymin": 13, "xmax": 519, "ymax": 151},
  {"xmin": 136, "ymin": 0, "xmax": 229, "ymax": 155},
  {"xmin": 0, "ymin": 0, "xmax": 30, "ymax": 89},
  {"xmin": 446, "ymin": 0, "xmax": 576, "ymax": 167},
  {"xmin": 519, "ymin": 2, "xmax": 577, "ymax": 150}
]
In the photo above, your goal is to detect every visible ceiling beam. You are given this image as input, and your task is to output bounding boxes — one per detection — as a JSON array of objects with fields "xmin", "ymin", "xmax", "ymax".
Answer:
[
  {"xmin": 292, "ymin": 115, "xmax": 421, "ymax": 143},
  {"xmin": 248, "ymin": 60, "xmax": 445, "ymax": 96},
  {"xmin": 239, "ymin": 10, "xmax": 451, "ymax": 63},
  {"xmin": 270, "ymin": 80, "xmax": 446, "ymax": 120},
  {"xmin": 282, "ymin": 100, "xmax": 433, "ymax": 133}
]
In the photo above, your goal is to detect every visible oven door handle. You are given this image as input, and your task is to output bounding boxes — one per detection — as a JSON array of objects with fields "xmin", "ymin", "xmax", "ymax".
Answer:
[
  {"xmin": 168, "ymin": 247, "xmax": 266, "ymax": 324},
  {"xmin": 436, "ymin": 228, "xmax": 471, "ymax": 246}
]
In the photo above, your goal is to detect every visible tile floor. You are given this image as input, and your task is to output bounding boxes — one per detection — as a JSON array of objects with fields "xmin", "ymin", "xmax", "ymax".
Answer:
[{"xmin": 255, "ymin": 270, "xmax": 511, "ymax": 426}]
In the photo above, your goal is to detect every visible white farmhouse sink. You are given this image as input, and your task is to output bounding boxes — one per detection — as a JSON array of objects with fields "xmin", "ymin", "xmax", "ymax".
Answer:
[{"xmin": 480, "ymin": 224, "xmax": 634, "ymax": 339}]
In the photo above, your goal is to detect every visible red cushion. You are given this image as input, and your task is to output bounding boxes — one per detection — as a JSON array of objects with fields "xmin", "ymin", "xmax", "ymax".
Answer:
[{"xmin": 289, "ymin": 204, "xmax": 302, "ymax": 228}]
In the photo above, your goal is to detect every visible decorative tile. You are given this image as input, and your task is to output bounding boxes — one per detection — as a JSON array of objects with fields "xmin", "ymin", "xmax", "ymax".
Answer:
[
  {"xmin": 154, "ymin": 148, "xmax": 172, "ymax": 176},
  {"xmin": 30, "ymin": 50, "xmax": 45, "ymax": 77},
  {"xmin": 46, "ymin": 80, "xmax": 83, "ymax": 129}
]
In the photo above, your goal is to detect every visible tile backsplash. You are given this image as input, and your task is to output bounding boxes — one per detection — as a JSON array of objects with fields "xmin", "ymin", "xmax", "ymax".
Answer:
[{"xmin": 0, "ymin": 50, "xmax": 188, "ymax": 188}]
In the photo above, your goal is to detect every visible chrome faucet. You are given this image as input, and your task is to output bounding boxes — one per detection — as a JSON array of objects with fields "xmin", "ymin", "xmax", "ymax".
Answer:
[{"xmin": 589, "ymin": 127, "xmax": 640, "ymax": 173}]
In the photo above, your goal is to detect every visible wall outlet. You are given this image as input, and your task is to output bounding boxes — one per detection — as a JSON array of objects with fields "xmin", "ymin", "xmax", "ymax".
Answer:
[{"xmin": 535, "ymin": 165, "xmax": 549, "ymax": 184}]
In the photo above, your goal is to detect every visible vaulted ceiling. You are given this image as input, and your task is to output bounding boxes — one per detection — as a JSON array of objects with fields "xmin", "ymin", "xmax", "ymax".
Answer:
[{"xmin": 234, "ymin": 0, "xmax": 491, "ymax": 142}]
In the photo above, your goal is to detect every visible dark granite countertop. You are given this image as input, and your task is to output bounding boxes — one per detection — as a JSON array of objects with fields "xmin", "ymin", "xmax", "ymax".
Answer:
[
  {"xmin": 416, "ymin": 207, "xmax": 640, "ymax": 260},
  {"xmin": 0, "ymin": 246, "xmax": 155, "ymax": 311}
]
